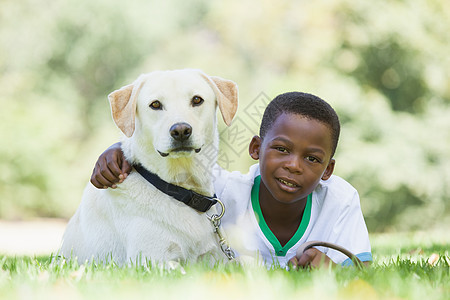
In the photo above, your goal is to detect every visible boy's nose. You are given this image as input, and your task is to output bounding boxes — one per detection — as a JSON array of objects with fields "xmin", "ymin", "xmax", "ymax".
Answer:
[{"xmin": 284, "ymin": 157, "xmax": 303, "ymax": 174}]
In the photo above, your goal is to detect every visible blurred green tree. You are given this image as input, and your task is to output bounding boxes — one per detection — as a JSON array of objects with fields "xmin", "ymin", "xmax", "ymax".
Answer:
[{"xmin": 0, "ymin": 0, "xmax": 449, "ymax": 232}]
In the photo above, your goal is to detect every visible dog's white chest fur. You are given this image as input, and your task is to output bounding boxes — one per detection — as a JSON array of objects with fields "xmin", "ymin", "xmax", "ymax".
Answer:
[{"xmin": 59, "ymin": 69, "xmax": 238, "ymax": 265}]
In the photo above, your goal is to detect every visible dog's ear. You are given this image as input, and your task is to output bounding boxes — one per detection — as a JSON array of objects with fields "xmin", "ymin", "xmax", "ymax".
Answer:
[
  {"xmin": 108, "ymin": 84, "xmax": 137, "ymax": 137},
  {"xmin": 202, "ymin": 75, "xmax": 238, "ymax": 126}
]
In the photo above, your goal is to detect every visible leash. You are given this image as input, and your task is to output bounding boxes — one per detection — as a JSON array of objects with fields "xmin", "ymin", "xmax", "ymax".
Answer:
[
  {"xmin": 133, "ymin": 164, "xmax": 217, "ymax": 213},
  {"xmin": 206, "ymin": 198, "xmax": 236, "ymax": 260},
  {"xmin": 296, "ymin": 240, "xmax": 364, "ymax": 268},
  {"xmin": 133, "ymin": 164, "xmax": 236, "ymax": 260}
]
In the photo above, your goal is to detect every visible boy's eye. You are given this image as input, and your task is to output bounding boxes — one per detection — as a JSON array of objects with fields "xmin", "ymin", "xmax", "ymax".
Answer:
[
  {"xmin": 150, "ymin": 100, "xmax": 162, "ymax": 110},
  {"xmin": 275, "ymin": 146, "xmax": 288, "ymax": 153},
  {"xmin": 192, "ymin": 95, "xmax": 204, "ymax": 106},
  {"xmin": 306, "ymin": 156, "xmax": 320, "ymax": 163}
]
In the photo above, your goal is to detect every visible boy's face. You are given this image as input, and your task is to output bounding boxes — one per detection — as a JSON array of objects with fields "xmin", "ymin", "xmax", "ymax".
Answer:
[{"xmin": 249, "ymin": 113, "xmax": 335, "ymax": 205}]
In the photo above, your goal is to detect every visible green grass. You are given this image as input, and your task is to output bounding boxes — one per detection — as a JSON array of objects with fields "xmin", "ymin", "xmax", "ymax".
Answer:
[{"xmin": 1, "ymin": 232, "xmax": 449, "ymax": 300}]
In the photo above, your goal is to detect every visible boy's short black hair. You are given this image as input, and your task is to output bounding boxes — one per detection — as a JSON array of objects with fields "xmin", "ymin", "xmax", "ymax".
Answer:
[{"xmin": 259, "ymin": 92, "xmax": 341, "ymax": 158}]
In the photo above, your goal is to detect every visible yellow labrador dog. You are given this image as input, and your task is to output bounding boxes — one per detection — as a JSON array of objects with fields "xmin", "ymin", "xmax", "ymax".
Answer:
[{"xmin": 59, "ymin": 69, "xmax": 238, "ymax": 265}]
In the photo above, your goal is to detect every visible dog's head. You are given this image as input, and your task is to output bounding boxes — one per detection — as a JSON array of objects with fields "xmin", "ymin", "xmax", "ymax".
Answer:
[{"xmin": 108, "ymin": 69, "xmax": 238, "ymax": 159}]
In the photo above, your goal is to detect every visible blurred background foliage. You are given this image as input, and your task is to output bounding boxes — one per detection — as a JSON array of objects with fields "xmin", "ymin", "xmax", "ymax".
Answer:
[{"xmin": 0, "ymin": 0, "xmax": 449, "ymax": 232}]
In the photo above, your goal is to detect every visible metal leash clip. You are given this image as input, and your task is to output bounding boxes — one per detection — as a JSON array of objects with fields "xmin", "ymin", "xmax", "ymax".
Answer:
[{"xmin": 207, "ymin": 198, "xmax": 236, "ymax": 260}]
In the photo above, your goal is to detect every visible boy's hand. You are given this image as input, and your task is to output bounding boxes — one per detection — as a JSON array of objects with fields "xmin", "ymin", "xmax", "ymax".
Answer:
[
  {"xmin": 289, "ymin": 248, "xmax": 333, "ymax": 270},
  {"xmin": 90, "ymin": 142, "xmax": 132, "ymax": 189}
]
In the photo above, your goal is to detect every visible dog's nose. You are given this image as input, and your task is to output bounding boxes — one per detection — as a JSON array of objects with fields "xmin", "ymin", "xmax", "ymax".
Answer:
[{"xmin": 170, "ymin": 122, "xmax": 192, "ymax": 142}]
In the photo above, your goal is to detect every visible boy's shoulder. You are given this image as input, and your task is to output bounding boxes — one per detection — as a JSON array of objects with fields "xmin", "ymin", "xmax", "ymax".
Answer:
[
  {"xmin": 318, "ymin": 174, "xmax": 356, "ymax": 190},
  {"xmin": 314, "ymin": 175, "xmax": 359, "ymax": 207},
  {"xmin": 212, "ymin": 163, "xmax": 258, "ymax": 197},
  {"xmin": 212, "ymin": 163, "xmax": 258, "ymax": 181}
]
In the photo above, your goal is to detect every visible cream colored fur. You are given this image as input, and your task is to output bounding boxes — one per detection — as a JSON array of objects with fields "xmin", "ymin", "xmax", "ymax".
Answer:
[{"xmin": 59, "ymin": 69, "xmax": 238, "ymax": 265}]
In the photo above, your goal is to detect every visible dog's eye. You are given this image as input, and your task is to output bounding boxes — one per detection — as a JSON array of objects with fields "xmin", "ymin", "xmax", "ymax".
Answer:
[
  {"xmin": 192, "ymin": 96, "xmax": 204, "ymax": 106},
  {"xmin": 149, "ymin": 100, "xmax": 162, "ymax": 110}
]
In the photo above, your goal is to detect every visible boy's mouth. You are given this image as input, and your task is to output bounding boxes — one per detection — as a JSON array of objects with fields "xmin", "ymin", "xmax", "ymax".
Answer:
[{"xmin": 277, "ymin": 178, "xmax": 300, "ymax": 188}]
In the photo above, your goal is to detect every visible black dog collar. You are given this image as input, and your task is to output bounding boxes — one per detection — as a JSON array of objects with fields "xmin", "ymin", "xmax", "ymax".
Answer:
[{"xmin": 133, "ymin": 164, "xmax": 218, "ymax": 213}]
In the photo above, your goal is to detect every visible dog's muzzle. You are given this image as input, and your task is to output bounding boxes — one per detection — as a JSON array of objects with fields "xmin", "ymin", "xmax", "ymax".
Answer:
[{"xmin": 157, "ymin": 122, "xmax": 202, "ymax": 157}]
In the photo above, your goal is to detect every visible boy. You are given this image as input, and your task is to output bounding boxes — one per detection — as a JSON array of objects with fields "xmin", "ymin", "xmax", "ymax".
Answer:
[{"xmin": 90, "ymin": 92, "xmax": 372, "ymax": 268}]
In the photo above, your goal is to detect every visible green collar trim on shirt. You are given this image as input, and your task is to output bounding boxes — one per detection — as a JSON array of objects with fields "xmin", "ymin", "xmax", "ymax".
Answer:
[{"xmin": 251, "ymin": 175, "xmax": 312, "ymax": 257}]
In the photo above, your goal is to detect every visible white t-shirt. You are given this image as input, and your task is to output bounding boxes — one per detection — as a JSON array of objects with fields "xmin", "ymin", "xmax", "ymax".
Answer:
[{"xmin": 212, "ymin": 164, "xmax": 372, "ymax": 268}]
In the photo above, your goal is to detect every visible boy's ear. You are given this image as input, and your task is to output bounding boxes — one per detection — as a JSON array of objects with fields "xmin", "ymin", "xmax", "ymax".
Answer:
[
  {"xmin": 249, "ymin": 136, "xmax": 262, "ymax": 160},
  {"xmin": 321, "ymin": 159, "xmax": 335, "ymax": 181}
]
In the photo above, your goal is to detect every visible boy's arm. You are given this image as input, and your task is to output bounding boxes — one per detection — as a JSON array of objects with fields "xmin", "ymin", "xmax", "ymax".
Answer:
[
  {"xmin": 332, "ymin": 190, "xmax": 372, "ymax": 266},
  {"xmin": 90, "ymin": 142, "xmax": 132, "ymax": 189},
  {"xmin": 317, "ymin": 184, "xmax": 372, "ymax": 266}
]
